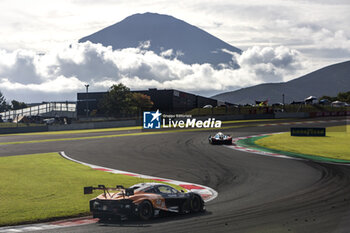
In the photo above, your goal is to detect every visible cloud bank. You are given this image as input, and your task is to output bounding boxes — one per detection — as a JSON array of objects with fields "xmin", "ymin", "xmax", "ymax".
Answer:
[{"xmin": 0, "ymin": 42, "xmax": 303, "ymax": 102}]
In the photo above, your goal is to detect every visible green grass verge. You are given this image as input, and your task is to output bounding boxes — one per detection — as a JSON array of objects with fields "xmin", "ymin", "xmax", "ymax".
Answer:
[
  {"xmin": 255, "ymin": 125, "xmax": 350, "ymax": 161},
  {"xmin": 0, "ymin": 126, "xmax": 142, "ymax": 137},
  {"xmin": 0, "ymin": 152, "xmax": 182, "ymax": 226}
]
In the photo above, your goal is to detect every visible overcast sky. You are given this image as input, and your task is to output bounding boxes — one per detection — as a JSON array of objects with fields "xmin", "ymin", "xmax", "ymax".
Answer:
[{"xmin": 0, "ymin": 0, "xmax": 349, "ymax": 103}]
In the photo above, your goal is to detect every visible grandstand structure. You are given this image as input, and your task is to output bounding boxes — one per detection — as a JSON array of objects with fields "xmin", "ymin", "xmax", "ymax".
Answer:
[{"xmin": 0, "ymin": 102, "xmax": 76, "ymax": 121}]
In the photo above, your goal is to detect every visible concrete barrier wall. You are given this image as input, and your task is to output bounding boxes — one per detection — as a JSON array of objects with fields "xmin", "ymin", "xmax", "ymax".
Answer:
[
  {"xmin": 48, "ymin": 119, "xmax": 142, "ymax": 131},
  {"xmin": 0, "ymin": 126, "xmax": 48, "ymax": 134},
  {"xmin": 195, "ymin": 115, "xmax": 244, "ymax": 121},
  {"xmin": 196, "ymin": 114, "xmax": 274, "ymax": 121},
  {"xmin": 244, "ymin": 114, "xmax": 275, "ymax": 119},
  {"xmin": 274, "ymin": 112, "xmax": 309, "ymax": 119}
]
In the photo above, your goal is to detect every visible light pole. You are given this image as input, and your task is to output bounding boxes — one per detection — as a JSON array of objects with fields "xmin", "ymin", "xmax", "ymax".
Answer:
[{"xmin": 85, "ymin": 84, "xmax": 89, "ymax": 118}]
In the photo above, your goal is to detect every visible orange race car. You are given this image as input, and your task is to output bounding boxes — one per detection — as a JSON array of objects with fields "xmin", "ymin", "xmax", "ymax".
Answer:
[{"xmin": 84, "ymin": 183, "xmax": 205, "ymax": 221}]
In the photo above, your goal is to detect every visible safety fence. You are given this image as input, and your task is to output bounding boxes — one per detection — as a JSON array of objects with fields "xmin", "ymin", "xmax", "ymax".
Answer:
[{"xmin": 0, "ymin": 102, "xmax": 76, "ymax": 120}]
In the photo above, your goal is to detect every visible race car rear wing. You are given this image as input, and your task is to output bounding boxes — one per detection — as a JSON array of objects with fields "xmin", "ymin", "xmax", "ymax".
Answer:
[{"xmin": 84, "ymin": 185, "xmax": 134, "ymax": 198}]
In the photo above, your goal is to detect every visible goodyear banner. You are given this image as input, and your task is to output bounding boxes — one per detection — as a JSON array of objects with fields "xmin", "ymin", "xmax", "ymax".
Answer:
[{"xmin": 290, "ymin": 127, "xmax": 326, "ymax": 137}]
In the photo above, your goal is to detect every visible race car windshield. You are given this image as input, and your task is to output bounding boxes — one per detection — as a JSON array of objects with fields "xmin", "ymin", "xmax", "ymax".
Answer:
[
  {"xmin": 158, "ymin": 185, "xmax": 179, "ymax": 194},
  {"xmin": 129, "ymin": 184, "xmax": 143, "ymax": 191},
  {"xmin": 129, "ymin": 184, "xmax": 153, "ymax": 192}
]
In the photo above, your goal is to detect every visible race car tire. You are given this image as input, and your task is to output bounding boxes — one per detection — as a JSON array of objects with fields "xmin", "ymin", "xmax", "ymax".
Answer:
[
  {"xmin": 98, "ymin": 215, "xmax": 110, "ymax": 222},
  {"xmin": 179, "ymin": 200, "xmax": 190, "ymax": 214},
  {"xmin": 190, "ymin": 195, "xmax": 203, "ymax": 213},
  {"xmin": 139, "ymin": 200, "xmax": 154, "ymax": 220},
  {"xmin": 225, "ymin": 140, "xmax": 233, "ymax": 145}
]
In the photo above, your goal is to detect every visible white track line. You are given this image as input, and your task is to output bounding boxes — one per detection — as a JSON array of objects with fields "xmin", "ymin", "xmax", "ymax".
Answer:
[
  {"xmin": 59, "ymin": 151, "xmax": 218, "ymax": 202},
  {"xmin": 226, "ymin": 133, "xmax": 303, "ymax": 161}
]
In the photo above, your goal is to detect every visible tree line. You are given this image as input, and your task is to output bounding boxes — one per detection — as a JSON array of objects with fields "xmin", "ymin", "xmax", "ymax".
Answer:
[
  {"xmin": 320, "ymin": 91, "xmax": 350, "ymax": 103},
  {"xmin": 99, "ymin": 83, "xmax": 153, "ymax": 117},
  {"xmin": 0, "ymin": 91, "xmax": 27, "ymax": 112}
]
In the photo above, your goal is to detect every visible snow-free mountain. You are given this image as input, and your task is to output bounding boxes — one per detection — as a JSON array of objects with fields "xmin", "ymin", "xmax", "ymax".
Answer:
[
  {"xmin": 79, "ymin": 12, "xmax": 241, "ymax": 68},
  {"xmin": 213, "ymin": 61, "xmax": 350, "ymax": 104}
]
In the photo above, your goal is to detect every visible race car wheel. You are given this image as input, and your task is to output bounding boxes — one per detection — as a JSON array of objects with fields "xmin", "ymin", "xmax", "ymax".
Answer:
[
  {"xmin": 180, "ymin": 200, "xmax": 190, "ymax": 214},
  {"xmin": 139, "ymin": 201, "xmax": 154, "ymax": 220},
  {"xmin": 190, "ymin": 195, "xmax": 202, "ymax": 213},
  {"xmin": 98, "ymin": 215, "xmax": 110, "ymax": 222}
]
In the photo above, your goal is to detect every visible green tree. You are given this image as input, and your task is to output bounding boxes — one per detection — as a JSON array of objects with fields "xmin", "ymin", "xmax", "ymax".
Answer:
[
  {"xmin": 0, "ymin": 91, "xmax": 9, "ymax": 112},
  {"xmin": 320, "ymin": 91, "xmax": 350, "ymax": 103},
  {"xmin": 319, "ymin": 95, "xmax": 337, "ymax": 102},
  {"xmin": 337, "ymin": 91, "xmax": 350, "ymax": 103},
  {"xmin": 131, "ymin": 92, "xmax": 154, "ymax": 115},
  {"xmin": 11, "ymin": 100, "xmax": 27, "ymax": 110},
  {"xmin": 99, "ymin": 83, "xmax": 133, "ymax": 116}
]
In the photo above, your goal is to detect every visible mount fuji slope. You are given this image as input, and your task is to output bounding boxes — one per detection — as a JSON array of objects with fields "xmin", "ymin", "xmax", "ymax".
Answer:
[{"xmin": 79, "ymin": 12, "xmax": 242, "ymax": 68}]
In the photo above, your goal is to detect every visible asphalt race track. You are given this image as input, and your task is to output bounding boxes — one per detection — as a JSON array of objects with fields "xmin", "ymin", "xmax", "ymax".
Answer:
[{"xmin": 1, "ymin": 118, "xmax": 350, "ymax": 233}]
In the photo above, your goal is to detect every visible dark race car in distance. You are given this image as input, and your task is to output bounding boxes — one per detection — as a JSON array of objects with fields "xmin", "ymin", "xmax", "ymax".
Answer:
[
  {"xmin": 208, "ymin": 132, "xmax": 232, "ymax": 145},
  {"xmin": 84, "ymin": 183, "xmax": 205, "ymax": 221}
]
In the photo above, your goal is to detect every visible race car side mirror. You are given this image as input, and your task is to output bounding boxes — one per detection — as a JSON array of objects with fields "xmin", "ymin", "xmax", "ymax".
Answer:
[
  {"xmin": 125, "ymin": 188, "xmax": 134, "ymax": 196},
  {"xmin": 84, "ymin": 186, "xmax": 93, "ymax": 194}
]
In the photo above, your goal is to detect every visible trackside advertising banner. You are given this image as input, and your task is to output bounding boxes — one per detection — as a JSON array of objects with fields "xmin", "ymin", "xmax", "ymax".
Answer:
[{"xmin": 143, "ymin": 110, "xmax": 222, "ymax": 129}]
